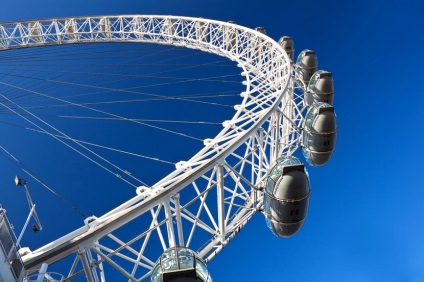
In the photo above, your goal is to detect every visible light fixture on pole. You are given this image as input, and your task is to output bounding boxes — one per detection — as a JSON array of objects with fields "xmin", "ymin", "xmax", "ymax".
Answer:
[
  {"xmin": 15, "ymin": 175, "xmax": 43, "ymax": 247},
  {"xmin": 14, "ymin": 175, "xmax": 26, "ymax": 187}
]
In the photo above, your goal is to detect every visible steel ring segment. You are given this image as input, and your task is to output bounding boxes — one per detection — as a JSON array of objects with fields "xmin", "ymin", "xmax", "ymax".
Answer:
[{"xmin": 0, "ymin": 15, "xmax": 291, "ymax": 270}]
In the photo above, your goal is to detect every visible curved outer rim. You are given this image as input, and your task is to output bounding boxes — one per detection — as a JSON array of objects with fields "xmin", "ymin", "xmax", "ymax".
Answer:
[{"xmin": 0, "ymin": 15, "xmax": 292, "ymax": 274}]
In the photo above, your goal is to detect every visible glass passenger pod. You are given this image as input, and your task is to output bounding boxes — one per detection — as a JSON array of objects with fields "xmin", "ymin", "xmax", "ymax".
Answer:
[
  {"xmin": 151, "ymin": 246, "xmax": 212, "ymax": 282},
  {"xmin": 302, "ymin": 103, "xmax": 338, "ymax": 166},
  {"xmin": 263, "ymin": 157, "xmax": 310, "ymax": 238},
  {"xmin": 306, "ymin": 70, "xmax": 334, "ymax": 106},
  {"xmin": 255, "ymin": 27, "xmax": 266, "ymax": 34},
  {"xmin": 278, "ymin": 36, "xmax": 294, "ymax": 62},
  {"xmin": 296, "ymin": 49, "xmax": 318, "ymax": 86}
]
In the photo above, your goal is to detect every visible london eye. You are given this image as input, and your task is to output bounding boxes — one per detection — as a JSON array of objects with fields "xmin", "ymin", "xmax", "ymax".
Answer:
[{"xmin": 0, "ymin": 15, "xmax": 337, "ymax": 281}]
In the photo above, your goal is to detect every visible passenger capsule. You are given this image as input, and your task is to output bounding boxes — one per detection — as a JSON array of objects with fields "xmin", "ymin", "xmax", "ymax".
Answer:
[
  {"xmin": 263, "ymin": 156, "xmax": 310, "ymax": 238},
  {"xmin": 306, "ymin": 70, "xmax": 334, "ymax": 106},
  {"xmin": 296, "ymin": 49, "xmax": 318, "ymax": 85},
  {"xmin": 151, "ymin": 246, "xmax": 213, "ymax": 282},
  {"xmin": 255, "ymin": 27, "xmax": 266, "ymax": 34},
  {"xmin": 302, "ymin": 103, "xmax": 338, "ymax": 166},
  {"xmin": 278, "ymin": 36, "xmax": 294, "ymax": 62}
]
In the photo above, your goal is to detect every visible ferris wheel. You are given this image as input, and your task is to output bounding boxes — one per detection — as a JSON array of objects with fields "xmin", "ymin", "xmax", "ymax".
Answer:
[{"xmin": 0, "ymin": 15, "xmax": 337, "ymax": 281}]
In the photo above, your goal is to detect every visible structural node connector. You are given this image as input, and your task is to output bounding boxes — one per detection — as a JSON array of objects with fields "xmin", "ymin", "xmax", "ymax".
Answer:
[
  {"xmin": 302, "ymin": 103, "xmax": 338, "ymax": 166},
  {"xmin": 306, "ymin": 70, "xmax": 334, "ymax": 106},
  {"xmin": 151, "ymin": 246, "xmax": 212, "ymax": 282},
  {"xmin": 296, "ymin": 49, "xmax": 318, "ymax": 85},
  {"xmin": 263, "ymin": 156, "xmax": 310, "ymax": 238}
]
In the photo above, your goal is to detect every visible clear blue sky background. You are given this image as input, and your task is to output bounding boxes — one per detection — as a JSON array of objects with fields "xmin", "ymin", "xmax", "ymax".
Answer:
[{"xmin": 0, "ymin": 0, "xmax": 423, "ymax": 281}]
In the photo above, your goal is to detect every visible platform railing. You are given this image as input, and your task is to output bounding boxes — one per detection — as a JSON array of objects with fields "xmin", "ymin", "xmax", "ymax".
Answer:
[
  {"xmin": 0, "ymin": 208, "xmax": 25, "ymax": 281},
  {"xmin": 24, "ymin": 272, "xmax": 65, "ymax": 282}
]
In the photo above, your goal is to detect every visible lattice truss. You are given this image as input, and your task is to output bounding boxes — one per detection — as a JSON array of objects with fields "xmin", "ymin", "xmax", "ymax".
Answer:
[{"xmin": 0, "ymin": 16, "xmax": 310, "ymax": 281}]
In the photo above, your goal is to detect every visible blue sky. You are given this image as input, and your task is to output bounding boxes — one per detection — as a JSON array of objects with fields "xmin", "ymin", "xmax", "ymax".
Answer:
[{"xmin": 0, "ymin": 0, "xmax": 423, "ymax": 281}]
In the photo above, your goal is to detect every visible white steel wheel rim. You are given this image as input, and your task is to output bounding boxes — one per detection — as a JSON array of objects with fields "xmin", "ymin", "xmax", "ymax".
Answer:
[{"xmin": 0, "ymin": 15, "xmax": 296, "ymax": 280}]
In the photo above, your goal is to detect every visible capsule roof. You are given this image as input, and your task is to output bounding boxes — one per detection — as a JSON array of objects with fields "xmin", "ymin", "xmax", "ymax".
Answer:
[
  {"xmin": 151, "ymin": 246, "xmax": 212, "ymax": 282},
  {"xmin": 296, "ymin": 49, "xmax": 318, "ymax": 68},
  {"xmin": 308, "ymin": 70, "xmax": 334, "ymax": 93},
  {"xmin": 278, "ymin": 36, "xmax": 293, "ymax": 45},
  {"xmin": 278, "ymin": 36, "xmax": 294, "ymax": 61},
  {"xmin": 304, "ymin": 102, "xmax": 337, "ymax": 133},
  {"xmin": 266, "ymin": 158, "xmax": 309, "ymax": 201},
  {"xmin": 278, "ymin": 36, "xmax": 294, "ymax": 52},
  {"xmin": 255, "ymin": 27, "xmax": 266, "ymax": 34}
]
